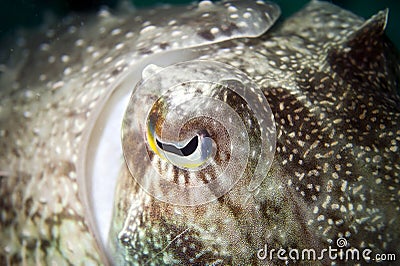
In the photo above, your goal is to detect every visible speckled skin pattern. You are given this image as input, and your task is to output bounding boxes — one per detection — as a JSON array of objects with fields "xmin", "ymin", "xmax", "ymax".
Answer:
[{"xmin": 0, "ymin": 0, "xmax": 399, "ymax": 265}]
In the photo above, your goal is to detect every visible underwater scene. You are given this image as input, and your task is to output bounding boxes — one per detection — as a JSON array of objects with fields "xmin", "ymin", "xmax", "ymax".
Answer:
[{"xmin": 0, "ymin": 0, "xmax": 399, "ymax": 265}]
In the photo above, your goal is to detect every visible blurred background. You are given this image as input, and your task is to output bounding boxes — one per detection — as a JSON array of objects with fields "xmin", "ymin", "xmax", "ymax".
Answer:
[{"xmin": 0, "ymin": 0, "xmax": 399, "ymax": 48}]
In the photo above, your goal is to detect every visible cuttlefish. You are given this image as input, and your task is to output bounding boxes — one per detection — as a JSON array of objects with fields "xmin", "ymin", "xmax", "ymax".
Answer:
[{"xmin": 0, "ymin": 0, "xmax": 399, "ymax": 265}]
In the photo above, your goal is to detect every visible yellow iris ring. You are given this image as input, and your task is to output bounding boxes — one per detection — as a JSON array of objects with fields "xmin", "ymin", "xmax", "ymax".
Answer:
[{"xmin": 146, "ymin": 123, "xmax": 164, "ymax": 159}]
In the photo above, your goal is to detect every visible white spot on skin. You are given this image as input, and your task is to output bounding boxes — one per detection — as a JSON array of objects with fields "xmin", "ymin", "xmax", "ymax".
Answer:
[
  {"xmin": 111, "ymin": 28, "xmax": 122, "ymax": 36},
  {"xmin": 198, "ymin": 0, "xmax": 213, "ymax": 9},
  {"xmin": 237, "ymin": 21, "xmax": 248, "ymax": 28},
  {"xmin": 228, "ymin": 5, "xmax": 238, "ymax": 12},
  {"xmin": 125, "ymin": 31, "xmax": 134, "ymax": 38},
  {"xmin": 115, "ymin": 43, "xmax": 124, "ymax": 50},
  {"xmin": 98, "ymin": 8, "xmax": 111, "ymax": 18},
  {"xmin": 210, "ymin": 27, "xmax": 219, "ymax": 35},
  {"xmin": 140, "ymin": 25, "xmax": 156, "ymax": 34},
  {"xmin": 168, "ymin": 20, "xmax": 177, "ymax": 26},
  {"xmin": 40, "ymin": 43, "xmax": 50, "ymax": 51},
  {"xmin": 172, "ymin": 30, "xmax": 182, "ymax": 37},
  {"xmin": 341, "ymin": 180, "xmax": 347, "ymax": 192},
  {"xmin": 243, "ymin": 12, "xmax": 252, "ymax": 19},
  {"xmin": 52, "ymin": 81, "xmax": 64, "ymax": 90},
  {"xmin": 75, "ymin": 39, "xmax": 84, "ymax": 47},
  {"xmin": 63, "ymin": 67, "xmax": 72, "ymax": 76},
  {"xmin": 322, "ymin": 195, "xmax": 331, "ymax": 209},
  {"xmin": 86, "ymin": 46, "xmax": 95, "ymax": 53},
  {"xmin": 48, "ymin": 56, "xmax": 56, "ymax": 63}
]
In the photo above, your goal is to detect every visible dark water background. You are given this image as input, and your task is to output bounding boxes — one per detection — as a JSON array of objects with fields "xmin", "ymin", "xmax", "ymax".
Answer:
[{"xmin": 0, "ymin": 0, "xmax": 399, "ymax": 48}]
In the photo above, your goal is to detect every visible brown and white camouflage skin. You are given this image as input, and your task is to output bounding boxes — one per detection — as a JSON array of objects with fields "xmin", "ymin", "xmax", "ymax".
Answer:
[{"xmin": 0, "ymin": 0, "xmax": 399, "ymax": 265}]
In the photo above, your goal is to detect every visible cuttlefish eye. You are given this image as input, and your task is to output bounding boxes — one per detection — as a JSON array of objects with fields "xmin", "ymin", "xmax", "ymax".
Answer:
[
  {"xmin": 121, "ymin": 60, "xmax": 276, "ymax": 206},
  {"xmin": 82, "ymin": 0, "xmax": 281, "ymax": 253},
  {"xmin": 147, "ymin": 90, "xmax": 216, "ymax": 170},
  {"xmin": 153, "ymin": 129, "xmax": 215, "ymax": 169}
]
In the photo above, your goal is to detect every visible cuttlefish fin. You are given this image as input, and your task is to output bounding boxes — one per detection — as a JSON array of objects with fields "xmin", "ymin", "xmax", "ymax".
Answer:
[{"xmin": 329, "ymin": 9, "xmax": 400, "ymax": 105}]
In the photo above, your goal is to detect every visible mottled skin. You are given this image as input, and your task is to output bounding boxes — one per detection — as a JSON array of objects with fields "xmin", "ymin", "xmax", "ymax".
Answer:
[{"xmin": 0, "ymin": 0, "xmax": 399, "ymax": 265}]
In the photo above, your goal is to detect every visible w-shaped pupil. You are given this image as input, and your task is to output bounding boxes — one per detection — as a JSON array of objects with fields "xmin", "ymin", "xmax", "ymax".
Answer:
[{"xmin": 156, "ymin": 135, "xmax": 198, "ymax": 156}]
